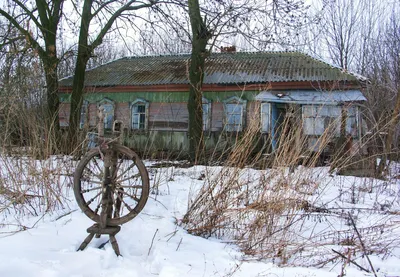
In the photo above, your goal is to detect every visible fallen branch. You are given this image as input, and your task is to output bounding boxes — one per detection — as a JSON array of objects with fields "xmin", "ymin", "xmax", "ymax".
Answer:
[
  {"xmin": 332, "ymin": 249, "xmax": 370, "ymax": 273},
  {"xmin": 348, "ymin": 212, "xmax": 378, "ymax": 277},
  {"xmin": 176, "ymin": 237, "xmax": 183, "ymax": 251},
  {"xmin": 53, "ymin": 209, "xmax": 78, "ymax": 221},
  {"xmin": 148, "ymin": 229, "xmax": 159, "ymax": 256}
]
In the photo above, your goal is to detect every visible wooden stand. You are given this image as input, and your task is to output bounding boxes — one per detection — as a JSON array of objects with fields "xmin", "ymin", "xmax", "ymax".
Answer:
[
  {"xmin": 77, "ymin": 106, "xmax": 124, "ymax": 257},
  {"xmin": 77, "ymin": 224, "xmax": 121, "ymax": 256}
]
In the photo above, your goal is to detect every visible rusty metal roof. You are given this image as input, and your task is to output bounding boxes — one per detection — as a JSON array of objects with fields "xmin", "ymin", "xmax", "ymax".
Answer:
[{"xmin": 59, "ymin": 51, "xmax": 361, "ymax": 87}]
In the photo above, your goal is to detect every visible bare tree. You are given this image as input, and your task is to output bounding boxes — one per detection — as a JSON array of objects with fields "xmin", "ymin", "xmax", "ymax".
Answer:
[
  {"xmin": 67, "ymin": 0, "xmax": 165, "ymax": 147},
  {"xmin": 309, "ymin": 0, "xmax": 400, "ymax": 173},
  {"xmin": 0, "ymin": 0, "xmax": 64, "ymax": 148},
  {"xmin": 158, "ymin": 0, "xmax": 311, "ymax": 161},
  {"xmin": 352, "ymin": 0, "xmax": 382, "ymax": 76},
  {"xmin": 66, "ymin": 0, "xmax": 164, "ymax": 147},
  {"xmin": 317, "ymin": 0, "xmax": 363, "ymax": 70},
  {"xmin": 375, "ymin": 11, "xmax": 400, "ymax": 173},
  {"xmin": 186, "ymin": 0, "xmax": 211, "ymax": 162}
]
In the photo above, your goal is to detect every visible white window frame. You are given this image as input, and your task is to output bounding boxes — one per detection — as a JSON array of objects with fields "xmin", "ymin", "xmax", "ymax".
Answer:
[
  {"xmin": 302, "ymin": 105, "xmax": 341, "ymax": 136},
  {"xmin": 98, "ymin": 98, "xmax": 115, "ymax": 130},
  {"xmin": 223, "ymin": 96, "xmax": 247, "ymax": 132},
  {"xmin": 130, "ymin": 98, "xmax": 149, "ymax": 130},
  {"xmin": 260, "ymin": 102, "xmax": 271, "ymax": 133},
  {"xmin": 202, "ymin": 97, "xmax": 211, "ymax": 131}
]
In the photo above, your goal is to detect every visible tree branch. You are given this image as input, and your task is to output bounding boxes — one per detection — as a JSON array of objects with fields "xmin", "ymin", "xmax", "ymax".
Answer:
[
  {"xmin": 0, "ymin": 8, "xmax": 45, "ymax": 57},
  {"xmin": 90, "ymin": 0, "xmax": 160, "ymax": 51},
  {"xmin": 36, "ymin": 0, "xmax": 50, "ymax": 29},
  {"xmin": 12, "ymin": 0, "xmax": 42, "ymax": 28}
]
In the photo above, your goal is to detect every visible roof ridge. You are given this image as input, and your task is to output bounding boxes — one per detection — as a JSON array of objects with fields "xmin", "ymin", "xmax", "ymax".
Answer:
[{"xmin": 121, "ymin": 50, "xmax": 303, "ymax": 60}]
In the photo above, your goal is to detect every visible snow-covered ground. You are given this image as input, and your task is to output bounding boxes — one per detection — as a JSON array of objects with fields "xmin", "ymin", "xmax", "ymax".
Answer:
[{"xmin": 0, "ymin": 158, "xmax": 400, "ymax": 277}]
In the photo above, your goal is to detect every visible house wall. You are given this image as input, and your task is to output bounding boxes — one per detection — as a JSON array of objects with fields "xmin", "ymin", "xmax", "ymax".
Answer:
[
  {"xmin": 59, "ymin": 103, "xmax": 70, "ymax": 127},
  {"xmin": 59, "ymin": 90, "xmax": 259, "ymax": 103},
  {"xmin": 58, "ymin": 90, "xmax": 259, "ymax": 153},
  {"xmin": 211, "ymin": 102, "xmax": 223, "ymax": 131},
  {"xmin": 115, "ymin": 102, "xmax": 129, "ymax": 125},
  {"xmin": 58, "ymin": 90, "xmax": 364, "ymax": 156},
  {"xmin": 88, "ymin": 103, "xmax": 97, "ymax": 127},
  {"xmin": 149, "ymin": 103, "xmax": 188, "ymax": 130}
]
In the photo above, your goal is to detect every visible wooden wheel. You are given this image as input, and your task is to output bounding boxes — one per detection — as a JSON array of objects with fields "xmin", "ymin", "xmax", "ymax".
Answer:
[{"xmin": 74, "ymin": 144, "xmax": 149, "ymax": 226}]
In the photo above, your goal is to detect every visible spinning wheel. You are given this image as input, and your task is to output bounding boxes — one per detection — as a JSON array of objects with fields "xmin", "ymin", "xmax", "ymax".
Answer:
[
  {"xmin": 74, "ymin": 144, "xmax": 149, "ymax": 226},
  {"xmin": 74, "ymin": 106, "xmax": 149, "ymax": 255}
]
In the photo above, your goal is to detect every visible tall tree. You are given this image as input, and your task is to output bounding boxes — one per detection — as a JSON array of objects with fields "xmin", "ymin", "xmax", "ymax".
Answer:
[
  {"xmin": 0, "ymin": 0, "xmax": 64, "ymax": 148},
  {"xmin": 376, "ymin": 11, "xmax": 400, "ymax": 173},
  {"xmin": 183, "ymin": 0, "xmax": 310, "ymax": 161},
  {"xmin": 319, "ymin": 0, "xmax": 362, "ymax": 70},
  {"xmin": 187, "ymin": 0, "xmax": 211, "ymax": 162},
  {"xmin": 311, "ymin": 0, "xmax": 382, "ymax": 73},
  {"xmin": 67, "ymin": 0, "xmax": 161, "ymax": 147}
]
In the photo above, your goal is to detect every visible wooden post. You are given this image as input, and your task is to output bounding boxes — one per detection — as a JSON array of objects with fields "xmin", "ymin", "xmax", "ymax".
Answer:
[{"xmin": 98, "ymin": 105, "xmax": 105, "ymax": 137}]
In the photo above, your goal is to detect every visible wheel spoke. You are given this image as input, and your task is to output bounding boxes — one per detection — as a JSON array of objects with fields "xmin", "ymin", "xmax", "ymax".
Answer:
[
  {"xmin": 86, "ymin": 190, "xmax": 103, "ymax": 205},
  {"xmin": 116, "ymin": 187, "xmax": 141, "ymax": 203},
  {"xmin": 83, "ymin": 162, "xmax": 103, "ymax": 181},
  {"xmin": 81, "ymin": 179, "xmax": 103, "ymax": 185},
  {"xmin": 81, "ymin": 186, "xmax": 103, "ymax": 193},
  {"xmin": 116, "ymin": 162, "xmax": 137, "ymax": 181},
  {"xmin": 94, "ymin": 202, "xmax": 102, "ymax": 214},
  {"xmin": 92, "ymin": 158, "xmax": 103, "ymax": 175},
  {"xmin": 112, "ymin": 157, "xmax": 124, "ymax": 179},
  {"xmin": 116, "ymin": 192, "xmax": 134, "ymax": 212},
  {"xmin": 115, "ymin": 172, "xmax": 142, "ymax": 183},
  {"xmin": 117, "ymin": 185, "xmax": 143, "ymax": 189}
]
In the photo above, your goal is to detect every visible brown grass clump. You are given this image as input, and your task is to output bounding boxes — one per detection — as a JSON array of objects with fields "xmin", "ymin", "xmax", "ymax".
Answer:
[
  {"xmin": 181, "ymin": 107, "xmax": 400, "ymax": 268},
  {"xmin": 0, "ymin": 96, "xmax": 73, "ymax": 231}
]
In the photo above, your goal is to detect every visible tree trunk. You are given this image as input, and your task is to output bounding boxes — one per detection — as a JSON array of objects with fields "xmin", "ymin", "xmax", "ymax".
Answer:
[
  {"xmin": 43, "ymin": 61, "xmax": 60, "ymax": 146},
  {"xmin": 66, "ymin": 0, "xmax": 156, "ymax": 150},
  {"xmin": 67, "ymin": 0, "xmax": 93, "ymax": 150},
  {"xmin": 187, "ymin": 0, "xmax": 211, "ymax": 163},
  {"xmin": 41, "ymin": 32, "xmax": 61, "ymax": 153},
  {"xmin": 377, "ymin": 88, "xmax": 400, "ymax": 174},
  {"xmin": 68, "ymin": 51, "xmax": 90, "ymax": 150}
]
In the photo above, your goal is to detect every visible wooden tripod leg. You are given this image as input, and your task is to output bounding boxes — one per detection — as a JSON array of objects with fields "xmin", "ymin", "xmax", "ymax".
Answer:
[
  {"xmin": 110, "ymin": 235, "xmax": 121, "ymax": 256},
  {"xmin": 77, "ymin": 232, "xmax": 95, "ymax": 251}
]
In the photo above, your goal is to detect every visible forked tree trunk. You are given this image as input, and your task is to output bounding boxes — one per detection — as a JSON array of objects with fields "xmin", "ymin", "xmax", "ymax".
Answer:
[
  {"xmin": 67, "ymin": 0, "xmax": 158, "ymax": 151},
  {"xmin": 38, "ymin": 19, "xmax": 61, "ymax": 154}
]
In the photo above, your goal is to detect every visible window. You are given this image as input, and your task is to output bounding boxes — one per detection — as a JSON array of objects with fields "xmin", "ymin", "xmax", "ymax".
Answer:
[
  {"xmin": 302, "ymin": 105, "xmax": 341, "ymax": 136},
  {"xmin": 80, "ymin": 100, "xmax": 89, "ymax": 129},
  {"xmin": 98, "ymin": 98, "xmax": 115, "ymax": 129},
  {"xmin": 345, "ymin": 106, "xmax": 359, "ymax": 137},
  {"xmin": 260, "ymin": 103, "xmax": 271, "ymax": 133},
  {"xmin": 131, "ymin": 98, "xmax": 149, "ymax": 130},
  {"xmin": 223, "ymin": 96, "xmax": 246, "ymax": 132},
  {"xmin": 202, "ymin": 97, "xmax": 211, "ymax": 131}
]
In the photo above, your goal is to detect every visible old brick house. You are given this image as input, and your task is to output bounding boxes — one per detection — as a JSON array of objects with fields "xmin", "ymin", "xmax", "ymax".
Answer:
[{"xmin": 59, "ymin": 51, "xmax": 367, "ymax": 154}]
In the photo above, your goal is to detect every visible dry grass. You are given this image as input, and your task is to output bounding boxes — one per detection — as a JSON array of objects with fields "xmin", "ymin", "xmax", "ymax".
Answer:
[
  {"xmin": 181, "ymin": 109, "xmax": 400, "ymax": 268},
  {"xmin": 0, "ymin": 88, "xmax": 398, "ymax": 269},
  {"xmin": 0, "ymin": 97, "xmax": 74, "ymax": 229}
]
